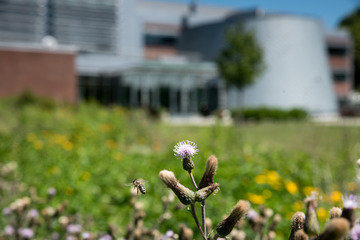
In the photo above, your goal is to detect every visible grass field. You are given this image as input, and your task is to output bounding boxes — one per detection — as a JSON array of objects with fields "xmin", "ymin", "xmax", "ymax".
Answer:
[{"xmin": 0, "ymin": 98, "xmax": 359, "ymax": 239}]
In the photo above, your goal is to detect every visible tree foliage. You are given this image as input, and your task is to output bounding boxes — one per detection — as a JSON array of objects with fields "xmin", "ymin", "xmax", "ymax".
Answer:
[
  {"xmin": 216, "ymin": 23, "xmax": 265, "ymax": 90},
  {"xmin": 339, "ymin": 7, "xmax": 360, "ymax": 88}
]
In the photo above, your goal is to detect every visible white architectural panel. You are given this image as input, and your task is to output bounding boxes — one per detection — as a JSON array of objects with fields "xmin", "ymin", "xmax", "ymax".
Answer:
[{"xmin": 238, "ymin": 15, "xmax": 338, "ymax": 115}]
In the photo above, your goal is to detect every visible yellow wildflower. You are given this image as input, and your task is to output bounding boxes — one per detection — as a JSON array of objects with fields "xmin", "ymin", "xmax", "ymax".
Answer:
[
  {"xmin": 65, "ymin": 187, "xmax": 74, "ymax": 196},
  {"xmin": 246, "ymin": 193, "xmax": 265, "ymax": 205},
  {"xmin": 317, "ymin": 207, "xmax": 328, "ymax": 222},
  {"xmin": 106, "ymin": 139, "xmax": 116, "ymax": 149},
  {"xmin": 80, "ymin": 171, "xmax": 91, "ymax": 181},
  {"xmin": 33, "ymin": 140, "xmax": 43, "ymax": 150},
  {"xmin": 255, "ymin": 174, "xmax": 267, "ymax": 184},
  {"xmin": 347, "ymin": 182, "xmax": 357, "ymax": 192},
  {"xmin": 292, "ymin": 201, "xmax": 304, "ymax": 211},
  {"xmin": 330, "ymin": 191, "xmax": 342, "ymax": 203},
  {"xmin": 266, "ymin": 171, "xmax": 280, "ymax": 183},
  {"xmin": 62, "ymin": 141, "xmax": 73, "ymax": 151},
  {"xmin": 285, "ymin": 181, "xmax": 298, "ymax": 194}
]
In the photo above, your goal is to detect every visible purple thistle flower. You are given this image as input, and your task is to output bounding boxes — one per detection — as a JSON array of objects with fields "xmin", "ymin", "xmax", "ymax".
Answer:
[
  {"xmin": 351, "ymin": 224, "xmax": 360, "ymax": 240},
  {"xmin": 165, "ymin": 230, "xmax": 174, "ymax": 238},
  {"xmin": 18, "ymin": 228, "xmax": 34, "ymax": 239},
  {"xmin": 4, "ymin": 225, "xmax": 14, "ymax": 236},
  {"xmin": 27, "ymin": 209, "xmax": 39, "ymax": 219},
  {"xmin": 66, "ymin": 224, "xmax": 82, "ymax": 234},
  {"xmin": 82, "ymin": 232, "xmax": 91, "ymax": 239},
  {"xmin": 51, "ymin": 232, "xmax": 60, "ymax": 240},
  {"xmin": 247, "ymin": 209, "xmax": 259, "ymax": 221},
  {"xmin": 98, "ymin": 234, "xmax": 113, "ymax": 240},
  {"xmin": 2, "ymin": 207, "xmax": 12, "ymax": 216},
  {"xmin": 47, "ymin": 187, "xmax": 57, "ymax": 197},
  {"xmin": 342, "ymin": 194, "xmax": 359, "ymax": 209},
  {"xmin": 173, "ymin": 140, "xmax": 198, "ymax": 159}
]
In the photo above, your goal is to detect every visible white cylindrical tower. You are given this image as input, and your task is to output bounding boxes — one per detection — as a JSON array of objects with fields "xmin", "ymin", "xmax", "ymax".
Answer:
[{"xmin": 233, "ymin": 14, "xmax": 338, "ymax": 115}]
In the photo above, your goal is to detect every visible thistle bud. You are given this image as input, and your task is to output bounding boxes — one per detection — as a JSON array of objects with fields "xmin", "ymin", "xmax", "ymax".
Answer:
[
  {"xmin": 195, "ymin": 183, "xmax": 219, "ymax": 202},
  {"xmin": 294, "ymin": 230, "xmax": 308, "ymax": 240},
  {"xmin": 289, "ymin": 212, "xmax": 305, "ymax": 240},
  {"xmin": 199, "ymin": 155, "xmax": 218, "ymax": 189},
  {"xmin": 316, "ymin": 217, "xmax": 349, "ymax": 240},
  {"xmin": 216, "ymin": 200, "xmax": 250, "ymax": 237},
  {"xmin": 329, "ymin": 207, "xmax": 342, "ymax": 219},
  {"xmin": 159, "ymin": 170, "xmax": 195, "ymax": 205},
  {"xmin": 183, "ymin": 158, "xmax": 195, "ymax": 171}
]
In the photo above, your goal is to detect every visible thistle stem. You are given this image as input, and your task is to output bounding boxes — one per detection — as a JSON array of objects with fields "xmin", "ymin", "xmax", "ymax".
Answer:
[
  {"xmin": 188, "ymin": 170, "xmax": 207, "ymax": 238},
  {"xmin": 191, "ymin": 203, "xmax": 207, "ymax": 240},
  {"xmin": 188, "ymin": 171, "xmax": 198, "ymax": 190},
  {"xmin": 202, "ymin": 200, "xmax": 207, "ymax": 237}
]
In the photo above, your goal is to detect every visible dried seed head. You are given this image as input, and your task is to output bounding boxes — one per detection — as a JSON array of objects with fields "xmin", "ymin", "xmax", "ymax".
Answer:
[
  {"xmin": 41, "ymin": 206, "xmax": 56, "ymax": 219},
  {"xmin": 179, "ymin": 224, "xmax": 193, "ymax": 240},
  {"xmin": 231, "ymin": 229, "xmax": 246, "ymax": 240},
  {"xmin": 216, "ymin": 200, "xmax": 250, "ymax": 237},
  {"xmin": 329, "ymin": 207, "xmax": 342, "ymax": 219},
  {"xmin": 357, "ymin": 158, "xmax": 360, "ymax": 167},
  {"xmin": 205, "ymin": 218, "xmax": 212, "ymax": 234},
  {"xmin": 195, "ymin": 183, "xmax": 219, "ymax": 202},
  {"xmin": 295, "ymin": 230, "xmax": 308, "ymax": 240},
  {"xmin": 291, "ymin": 212, "xmax": 306, "ymax": 230},
  {"xmin": 159, "ymin": 170, "xmax": 195, "ymax": 205},
  {"xmin": 59, "ymin": 216, "xmax": 69, "ymax": 228},
  {"xmin": 199, "ymin": 155, "xmax": 218, "ymax": 189},
  {"xmin": 268, "ymin": 231, "xmax": 276, "ymax": 240},
  {"xmin": 318, "ymin": 218, "xmax": 349, "ymax": 240},
  {"xmin": 264, "ymin": 208, "xmax": 274, "ymax": 219},
  {"xmin": 273, "ymin": 214, "xmax": 282, "ymax": 223},
  {"xmin": 289, "ymin": 212, "xmax": 306, "ymax": 240}
]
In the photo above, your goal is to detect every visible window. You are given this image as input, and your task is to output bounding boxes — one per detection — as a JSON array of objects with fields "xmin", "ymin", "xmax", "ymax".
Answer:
[{"xmin": 144, "ymin": 34, "xmax": 178, "ymax": 47}]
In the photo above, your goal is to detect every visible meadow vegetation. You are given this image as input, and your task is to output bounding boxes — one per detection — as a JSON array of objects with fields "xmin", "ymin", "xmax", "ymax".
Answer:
[{"xmin": 0, "ymin": 96, "xmax": 359, "ymax": 239}]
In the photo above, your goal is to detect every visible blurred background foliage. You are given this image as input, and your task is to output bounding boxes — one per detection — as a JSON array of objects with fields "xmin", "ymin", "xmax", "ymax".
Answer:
[{"xmin": 0, "ymin": 95, "xmax": 360, "ymax": 239}]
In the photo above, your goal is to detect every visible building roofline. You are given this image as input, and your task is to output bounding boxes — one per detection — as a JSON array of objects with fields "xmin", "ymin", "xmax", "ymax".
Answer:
[{"xmin": 0, "ymin": 42, "xmax": 77, "ymax": 55}]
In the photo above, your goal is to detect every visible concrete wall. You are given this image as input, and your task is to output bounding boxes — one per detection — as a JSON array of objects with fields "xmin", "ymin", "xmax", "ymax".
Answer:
[{"xmin": 0, "ymin": 46, "xmax": 77, "ymax": 103}]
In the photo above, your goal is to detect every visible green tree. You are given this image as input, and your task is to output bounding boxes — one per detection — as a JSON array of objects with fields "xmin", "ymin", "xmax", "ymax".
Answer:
[
  {"xmin": 339, "ymin": 7, "xmax": 360, "ymax": 89},
  {"xmin": 216, "ymin": 23, "xmax": 265, "ymax": 90}
]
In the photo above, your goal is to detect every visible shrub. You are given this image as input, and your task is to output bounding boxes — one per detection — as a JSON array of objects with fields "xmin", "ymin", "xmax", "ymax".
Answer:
[{"xmin": 232, "ymin": 107, "xmax": 308, "ymax": 122}]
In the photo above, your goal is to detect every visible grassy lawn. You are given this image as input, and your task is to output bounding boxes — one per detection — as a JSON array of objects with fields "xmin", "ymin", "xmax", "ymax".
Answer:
[{"xmin": 0, "ymin": 98, "xmax": 359, "ymax": 239}]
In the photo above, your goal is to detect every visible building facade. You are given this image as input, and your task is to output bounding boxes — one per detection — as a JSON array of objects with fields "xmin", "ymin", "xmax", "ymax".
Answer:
[
  {"xmin": 0, "ymin": 0, "xmax": 354, "ymax": 116},
  {"xmin": 326, "ymin": 30, "xmax": 354, "ymax": 107}
]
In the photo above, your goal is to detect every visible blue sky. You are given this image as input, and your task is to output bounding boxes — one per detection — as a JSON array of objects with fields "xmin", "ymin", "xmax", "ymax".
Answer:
[{"xmin": 167, "ymin": 0, "xmax": 359, "ymax": 30}]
